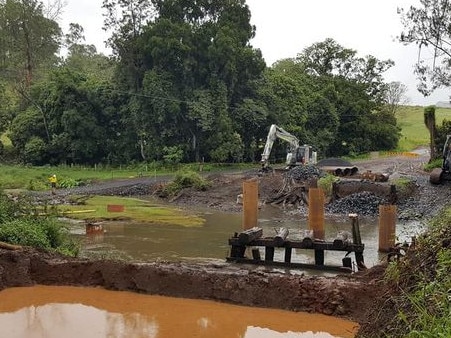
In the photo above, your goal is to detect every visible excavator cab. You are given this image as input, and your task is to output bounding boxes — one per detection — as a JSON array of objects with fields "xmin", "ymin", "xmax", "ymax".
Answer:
[
  {"xmin": 294, "ymin": 145, "xmax": 316, "ymax": 166},
  {"xmin": 285, "ymin": 145, "xmax": 315, "ymax": 168}
]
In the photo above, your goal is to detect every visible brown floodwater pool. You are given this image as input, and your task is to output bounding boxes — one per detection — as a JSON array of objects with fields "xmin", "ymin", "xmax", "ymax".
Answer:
[
  {"xmin": 72, "ymin": 204, "xmax": 426, "ymax": 272},
  {"xmin": 0, "ymin": 286, "xmax": 358, "ymax": 338}
]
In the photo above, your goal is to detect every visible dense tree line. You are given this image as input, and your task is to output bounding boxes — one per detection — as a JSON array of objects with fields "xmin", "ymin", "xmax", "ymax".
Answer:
[{"xmin": 0, "ymin": 0, "xmax": 405, "ymax": 166}]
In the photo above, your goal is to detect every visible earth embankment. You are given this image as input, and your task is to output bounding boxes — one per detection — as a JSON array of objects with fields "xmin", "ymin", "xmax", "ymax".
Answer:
[{"xmin": 0, "ymin": 247, "xmax": 383, "ymax": 324}]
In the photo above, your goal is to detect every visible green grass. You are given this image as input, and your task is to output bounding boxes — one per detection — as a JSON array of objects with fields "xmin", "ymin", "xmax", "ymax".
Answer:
[
  {"xmin": 0, "ymin": 162, "xmax": 257, "ymax": 191},
  {"xmin": 56, "ymin": 196, "xmax": 205, "ymax": 227},
  {"xmin": 395, "ymin": 105, "xmax": 451, "ymax": 151},
  {"xmin": 0, "ymin": 164, "xmax": 156, "ymax": 190}
]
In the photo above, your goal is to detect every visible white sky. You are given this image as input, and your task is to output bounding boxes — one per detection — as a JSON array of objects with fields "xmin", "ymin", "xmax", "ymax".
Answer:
[{"xmin": 59, "ymin": 0, "xmax": 450, "ymax": 106}]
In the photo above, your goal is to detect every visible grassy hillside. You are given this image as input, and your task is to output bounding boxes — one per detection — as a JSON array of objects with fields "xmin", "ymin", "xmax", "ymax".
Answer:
[{"xmin": 396, "ymin": 105, "xmax": 451, "ymax": 151}]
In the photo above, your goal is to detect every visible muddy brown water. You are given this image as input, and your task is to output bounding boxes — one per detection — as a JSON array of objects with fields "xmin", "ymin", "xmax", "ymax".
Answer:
[
  {"xmin": 28, "ymin": 203, "xmax": 420, "ymax": 338},
  {"xmin": 0, "ymin": 286, "xmax": 358, "ymax": 338},
  {"xmin": 74, "ymin": 204, "xmax": 426, "ymax": 272}
]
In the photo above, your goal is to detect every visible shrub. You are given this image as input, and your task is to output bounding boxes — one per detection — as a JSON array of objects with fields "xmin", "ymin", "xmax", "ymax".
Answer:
[
  {"xmin": 424, "ymin": 158, "xmax": 443, "ymax": 172},
  {"xmin": 0, "ymin": 219, "xmax": 51, "ymax": 249},
  {"xmin": 58, "ymin": 177, "xmax": 82, "ymax": 188},
  {"xmin": 27, "ymin": 179, "xmax": 48, "ymax": 191},
  {"xmin": 318, "ymin": 173, "xmax": 338, "ymax": 198},
  {"xmin": 0, "ymin": 191, "xmax": 79, "ymax": 256},
  {"xmin": 392, "ymin": 177, "xmax": 417, "ymax": 200},
  {"xmin": 0, "ymin": 217, "xmax": 79, "ymax": 256},
  {"xmin": 0, "ymin": 193, "xmax": 21, "ymax": 223},
  {"xmin": 161, "ymin": 170, "xmax": 210, "ymax": 196}
]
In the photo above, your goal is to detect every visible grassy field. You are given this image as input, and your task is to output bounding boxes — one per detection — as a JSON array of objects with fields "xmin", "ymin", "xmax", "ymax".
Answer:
[
  {"xmin": 0, "ymin": 164, "xmax": 162, "ymax": 191},
  {"xmin": 395, "ymin": 105, "xmax": 451, "ymax": 151}
]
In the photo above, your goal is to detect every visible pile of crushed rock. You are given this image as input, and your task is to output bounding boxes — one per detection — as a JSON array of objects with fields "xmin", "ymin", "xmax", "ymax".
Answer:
[
  {"xmin": 326, "ymin": 191, "xmax": 389, "ymax": 217},
  {"xmin": 285, "ymin": 165, "xmax": 323, "ymax": 182}
]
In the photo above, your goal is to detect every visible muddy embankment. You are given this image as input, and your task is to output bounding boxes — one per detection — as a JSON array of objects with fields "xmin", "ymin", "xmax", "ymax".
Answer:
[{"xmin": 0, "ymin": 247, "xmax": 384, "ymax": 325}]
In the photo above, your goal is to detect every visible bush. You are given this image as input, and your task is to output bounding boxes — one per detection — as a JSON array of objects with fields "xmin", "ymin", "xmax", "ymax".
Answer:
[
  {"xmin": 393, "ymin": 177, "xmax": 417, "ymax": 199},
  {"xmin": 162, "ymin": 170, "xmax": 210, "ymax": 196},
  {"xmin": 0, "ymin": 193, "xmax": 21, "ymax": 223},
  {"xmin": 424, "ymin": 158, "xmax": 443, "ymax": 172},
  {"xmin": 27, "ymin": 178, "xmax": 48, "ymax": 191},
  {"xmin": 58, "ymin": 177, "xmax": 82, "ymax": 188},
  {"xmin": 0, "ymin": 217, "xmax": 79, "ymax": 256},
  {"xmin": 318, "ymin": 173, "xmax": 338, "ymax": 198},
  {"xmin": 0, "ymin": 191, "xmax": 79, "ymax": 256},
  {"xmin": 23, "ymin": 137, "xmax": 46, "ymax": 165},
  {"xmin": 0, "ymin": 219, "xmax": 51, "ymax": 249}
]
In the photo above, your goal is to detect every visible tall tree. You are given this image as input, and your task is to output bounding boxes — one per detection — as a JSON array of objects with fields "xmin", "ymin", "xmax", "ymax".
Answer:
[
  {"xmin": 0, "ymin": 0, "xmax": 61, "ymax": 86},
  {"xmin": 103, "ymin": 0, "xmax": 265, "ymax": 163},
  {"xmin": 102, "ymin": 0, "xmax": 154, "ymax": 91},
  {"xmin": 295, "ymin": 39, "xmax": 398, "ymax": 156},
  {"xmin": 384, "ymin": 81, "xmax": 409, "ymax": 115},
  {"xmin": 398, "ymin": 0, "xmax": 451, "ymax": 96}
]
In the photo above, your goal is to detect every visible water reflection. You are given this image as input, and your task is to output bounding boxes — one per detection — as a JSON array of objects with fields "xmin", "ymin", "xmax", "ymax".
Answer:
[
  {"xmin": 73, "ymin": 203, "xmax": 425, "ymax": 271},
  {"xmin": 0, "ymin": 286, "xmax": 358, "ymax": 338}
]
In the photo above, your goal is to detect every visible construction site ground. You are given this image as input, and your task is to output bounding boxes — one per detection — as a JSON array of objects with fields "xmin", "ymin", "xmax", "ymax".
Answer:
[{"xmin": 1, "ymin": 147, "xmax": 450, "ymax": 337}]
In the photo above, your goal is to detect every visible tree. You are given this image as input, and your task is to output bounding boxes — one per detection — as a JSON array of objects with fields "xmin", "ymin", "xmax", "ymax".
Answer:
[
  {"xmin": 384, "ymin": 81, "xmax": 409, "ymax": 115},
  {"xmin": 0, "ymin": 0, "xmax": 61, "ymax": 86},
  {"xmin": 63, "ymin": 23, "xmax": 115, "ymax": 80},
  {"xmin": 102, "ymin": 0, "xmax": 154, "ymax": 91},
  {"xmin": 398, "ymin": 0, "xmax": 451, "ymax": 96},
  {"xmin": 293, "ymin": 39, "xmax": 398, "ymax": 156},
  {"xmin": 424, "ymin": 105, "xmax": 437, "ymax": 161},
  {"xmin": 9, "ymin": 66, "xmax": 129, "ymax": 165},
  {"xmin": 103, "ymin": 0, "xmax": 265, "ymax": 163}
]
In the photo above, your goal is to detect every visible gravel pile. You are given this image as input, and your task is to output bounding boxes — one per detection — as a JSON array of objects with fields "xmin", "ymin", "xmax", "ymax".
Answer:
[
  {"xmin": 285, "ymin": 165, "xmax": 322, "ymax": 182},
  {"xmin": 326, "ymin": 191, "xmax": 389, "ymax": 217}
]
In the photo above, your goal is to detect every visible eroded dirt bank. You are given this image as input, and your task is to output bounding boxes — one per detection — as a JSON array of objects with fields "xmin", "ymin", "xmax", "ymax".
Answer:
[{"xmin": 0, "ymin": 247, "xmax": 384, "ymax": 324}]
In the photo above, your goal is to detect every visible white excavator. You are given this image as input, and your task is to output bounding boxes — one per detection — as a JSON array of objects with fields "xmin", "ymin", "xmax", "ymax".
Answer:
[{"xmin": 260, "ymin": 124, "xmax": 317, "ymax": 171}]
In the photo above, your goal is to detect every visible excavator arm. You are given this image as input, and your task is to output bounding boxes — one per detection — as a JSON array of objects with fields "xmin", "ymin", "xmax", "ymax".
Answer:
[{"xmin": 260, "ymin": 124, "xmax": 301, "ymax": 169}]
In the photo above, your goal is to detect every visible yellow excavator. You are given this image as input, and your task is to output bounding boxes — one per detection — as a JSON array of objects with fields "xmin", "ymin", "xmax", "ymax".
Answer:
[{"xmin": 430, "ymin": 134, "xmax": 451, "ymax": 184}]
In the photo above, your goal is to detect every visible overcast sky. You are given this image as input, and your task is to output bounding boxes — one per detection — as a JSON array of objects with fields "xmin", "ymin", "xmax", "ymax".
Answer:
[{"xmin": 59, "ymin": 0, "xmax": 449, "ymax": 106}]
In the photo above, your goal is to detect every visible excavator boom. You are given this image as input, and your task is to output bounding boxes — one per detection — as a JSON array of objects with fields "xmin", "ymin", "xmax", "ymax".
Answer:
[{"xmin": 261, "ymin": 124, "xmax": 316, "ymax": 170}]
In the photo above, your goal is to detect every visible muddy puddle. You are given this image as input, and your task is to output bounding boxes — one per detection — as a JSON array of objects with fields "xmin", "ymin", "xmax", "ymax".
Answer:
[
  {"xmin": 0, "ymin": 286, "xmax": 358, "ymax": 338},
  {"xmin": 72, "ymin": 204, "xmax": 425, "ymax": 272}
]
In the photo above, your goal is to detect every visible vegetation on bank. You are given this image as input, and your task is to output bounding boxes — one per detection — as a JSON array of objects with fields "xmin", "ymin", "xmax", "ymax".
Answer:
[
  {"xmin": 358, "ymin": 205, "xmax": 451, "ymax": 338},
  {"xmin": 0, "ymin": 193, "xmax": 79, "ymax": 256}
]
